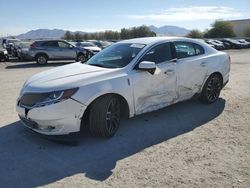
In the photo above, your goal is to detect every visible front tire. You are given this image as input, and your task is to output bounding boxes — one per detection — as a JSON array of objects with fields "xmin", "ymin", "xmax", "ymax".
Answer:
[
  {"xmin": 199, "ymin": 74, "xmax": 222, "ymax": 104},
  {"xmin": 76, "ymin": 53, "xmax": 86, "ymax": 62},
  {"xmin": 89, "ymin": 95, "xmax": 121, "ymax": 138}
]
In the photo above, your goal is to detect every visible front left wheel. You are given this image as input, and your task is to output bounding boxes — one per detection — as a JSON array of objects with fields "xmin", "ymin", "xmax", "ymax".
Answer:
[{"xmin": 89, "ymin": 95, "xmax": 121, "ymax": 138}]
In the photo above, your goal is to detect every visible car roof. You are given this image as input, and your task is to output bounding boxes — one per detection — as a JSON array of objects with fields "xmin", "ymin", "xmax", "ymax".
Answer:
[
  {"xmin": 119, "ymin": 37, "xmax": 191, "ymax": 45},
  {"xmin": 34, "ymin": 39, "xmax": 66, "ymax": 42}
]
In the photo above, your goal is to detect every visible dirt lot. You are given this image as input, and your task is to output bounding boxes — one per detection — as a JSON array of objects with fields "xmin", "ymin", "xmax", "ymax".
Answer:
[{"xmin": 0, "ymin": 50, "xmax": 249, "ymax": 187}]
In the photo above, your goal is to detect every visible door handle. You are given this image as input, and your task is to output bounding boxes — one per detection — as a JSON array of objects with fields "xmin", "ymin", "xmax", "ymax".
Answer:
[
  {"xmin": 164, "ymin": 69, "xmax": 175, "ymax": 75},
  {"xmin": 200, "ymin": 62, "xmax": 206, "ymax": 67}
]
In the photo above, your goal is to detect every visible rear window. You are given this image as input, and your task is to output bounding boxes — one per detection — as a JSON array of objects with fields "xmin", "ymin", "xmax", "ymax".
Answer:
[
  {"xmin": 174, "ymin": 42, "xmax": 205, "ymax": 59},
  {"xmin": 40, "ymin": 41, "xmax": 59, "ymax": 47},
  {"xmin": 193, "ymin": 43, "xmax": 205, "ymax": 55}
]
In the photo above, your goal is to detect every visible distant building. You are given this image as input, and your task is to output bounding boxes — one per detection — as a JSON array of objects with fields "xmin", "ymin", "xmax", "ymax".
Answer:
[{"xmin": 227, "ymin": 19, "xmax": 250, "ymax": 37}]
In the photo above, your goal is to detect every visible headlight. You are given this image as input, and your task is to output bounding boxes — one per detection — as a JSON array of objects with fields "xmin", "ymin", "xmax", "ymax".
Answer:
[
  {"xmin": 19, "ymin": 88, "xmax": 79, "ymax": 108},
  {"xmin": 3, "ymin": 50, "xmax": 7, "ymax": 55},
  {"xmin": 36, "ymin": 88, "xmax": 79, "ymax": 107}
]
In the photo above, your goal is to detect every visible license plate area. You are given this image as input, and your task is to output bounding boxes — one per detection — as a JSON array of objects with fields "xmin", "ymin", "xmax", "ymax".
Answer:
[{"xmin": 19, "ymin": 115, "xmax": 39, "ymax": 129}]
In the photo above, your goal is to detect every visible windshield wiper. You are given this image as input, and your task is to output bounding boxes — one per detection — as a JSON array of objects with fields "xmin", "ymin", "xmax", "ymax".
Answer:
[{"xmin": 89, "ymin": 64, "xmax": 105, "ymax": 68}]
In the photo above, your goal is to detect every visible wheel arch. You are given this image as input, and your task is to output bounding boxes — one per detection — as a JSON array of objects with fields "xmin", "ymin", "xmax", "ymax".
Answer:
[
  {"xmin": 198, "ymin": 71, "xmax": 224, "ymax": 95},
  {"xmin": 35, "ymin": 52, "xmax": 49, "ymax": 60},
  {"xmin": 77, "ymin": 52, "xmax": 84, "ymax": 56},
  {"xmin": 208, "ymin": 71, "xmax": 223, "ymax": 85},
  {"xmin": 81, "ymin": 93, "xmax": 130, "ymax": 128}
]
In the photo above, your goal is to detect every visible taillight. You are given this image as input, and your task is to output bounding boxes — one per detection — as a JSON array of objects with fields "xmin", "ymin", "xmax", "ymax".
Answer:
[{"xmin": 30, "ymin": 43, "xmax": 37, "ymax": 48}]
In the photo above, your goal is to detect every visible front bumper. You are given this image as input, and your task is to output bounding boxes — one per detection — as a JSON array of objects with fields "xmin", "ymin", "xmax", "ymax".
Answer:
[
  {"xmin": 16, "ymin": 98, "xmax": 87, "ymax": 136},
  {"xmin": 0, "ymin": 52, "xmax": 8, "ymax": 61},
  {"xmin": 18, "ymin": 52, "xmax": 33, "ymax": 61}
]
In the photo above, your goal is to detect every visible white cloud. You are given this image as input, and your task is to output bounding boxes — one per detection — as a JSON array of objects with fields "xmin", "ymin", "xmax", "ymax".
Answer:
[
  {"xmin": 125, "ymin": 6, "xmax": 243, "ymax": 22},
  {"xmin": 0, "ymin": 27, "xmax": 31, "ymax": 36}
]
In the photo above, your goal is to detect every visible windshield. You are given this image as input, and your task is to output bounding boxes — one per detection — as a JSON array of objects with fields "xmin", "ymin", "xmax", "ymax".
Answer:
[
  {"xmin": 81, "ymin": 42, "xmax": 95, "ymax": 47},
  {"xmin": 100, "ymin": 41, "xmax": 110, "ymax": 46},
  {"xmin": 19, "ymin": 42, "xmax": 31, "ymax": 48},
  {"xmin": 7, "ymin": 39, "xmax": 20, "ymax": 43},
  {"xmin": 86, "ymin": 43, "xmax": 145, "ymax": 68}
]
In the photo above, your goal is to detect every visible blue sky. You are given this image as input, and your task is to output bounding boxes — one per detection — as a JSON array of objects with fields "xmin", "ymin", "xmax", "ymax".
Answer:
[{"xmin": 0, "ymin": 0, "xmax": 249, "ymax": 36}]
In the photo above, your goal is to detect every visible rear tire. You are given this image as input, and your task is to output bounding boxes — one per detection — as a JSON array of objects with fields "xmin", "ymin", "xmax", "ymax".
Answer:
[
  {"xmin": 89, "ymin": 95, "xmax": 121, "ymax": 138},
  {"xmin": 36, "ymin": 54, "xmax": 48, "ymax": 65},
  {"xmin": 199, "ymin": 74, "xmax": 222, "ymax": 104}
]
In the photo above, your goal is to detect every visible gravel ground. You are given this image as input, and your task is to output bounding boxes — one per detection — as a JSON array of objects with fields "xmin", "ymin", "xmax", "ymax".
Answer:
[{"xmin": 0, "ymin": 50, "xmax": 249, "ymax": 187}]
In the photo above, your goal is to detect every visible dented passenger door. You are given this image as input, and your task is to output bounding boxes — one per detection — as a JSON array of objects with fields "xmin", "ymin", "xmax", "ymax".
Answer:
[
  {"xmin": 131, "ymin": 42, "xmax": 177, "ymax": 115},
  {"xmin": 174, "ymin": 41, "xmax": 208, "ymax": 101}
]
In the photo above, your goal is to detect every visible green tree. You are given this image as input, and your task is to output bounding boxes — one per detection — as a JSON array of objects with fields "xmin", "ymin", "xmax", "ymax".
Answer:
[
  {"xmin": 204, "ymin": 20, "xmax": 236, "ymax": 38},
  {"xmin": 244, "ymin": 27, "xmax": 250, "ymax": 37},
  {"xmin": 120, "ymin": 25, "xmax": 156, "ymax": 39},
  {"xmin": 74, "ymin": 32, "xmax": 83, "ymax": 42},
  {"xmin": 186, "ymin": 29, "xmax": 203, "ymax": 38},
  {"xmin": 62, "ymin": 25, "xmax": 155, "ymax": 41},
  {"xmin": 120, "ymin": 28, "xmax": 131, "ymax": 39},
  {"xmin": 63, "ymin": 31, "xmax": 74, "ymax": 41}
]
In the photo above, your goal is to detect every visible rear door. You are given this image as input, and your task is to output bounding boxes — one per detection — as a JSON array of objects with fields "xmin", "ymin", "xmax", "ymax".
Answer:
[
  {"xmin": 173, "ymin": 41, "xmax": 208, "ymax": 101},
  {"xmin": 40, "ymin": 41, "xmax": 60, "ymax": 59}
]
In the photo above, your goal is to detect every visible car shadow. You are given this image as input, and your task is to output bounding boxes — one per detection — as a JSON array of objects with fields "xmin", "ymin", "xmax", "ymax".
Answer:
[
  {"xmin": 4, "ymin": 61, "xmax": 74, "ymax": 69},
  {"xmin": 0, "ymin": 98, "xmax": 225, "ymax": 187}
]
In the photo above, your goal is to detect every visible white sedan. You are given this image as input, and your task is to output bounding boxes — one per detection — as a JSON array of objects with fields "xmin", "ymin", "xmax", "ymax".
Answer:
[{"xmin": 16, "ymin": 37, "xmax": 230, "ymax": 138}]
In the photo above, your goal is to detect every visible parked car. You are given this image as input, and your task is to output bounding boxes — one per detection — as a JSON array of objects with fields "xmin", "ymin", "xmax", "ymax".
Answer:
[
  {"xmin": 26, "ymin": 40, "xmax": 88, "ymax": 65},
  {"xmin": 75, "ymin": 42, "xmax": 101, "ymax": 54},
  {"xmin": 237, "ymin": 39, "xmax": 250, "ymax": 48},
  {"xmin": 218, "ymin": 40, "xmax": 231, "ymax": 49},
  {"xmin": 4, "ymin": 39, "xmax": 21, "ymax": 54},
  {"xmin": 220, "ymin": 39, "xmax": 243, "ymax": 49},
  {"xmin": 16, "ymin": 42, "xmax": 32, "ymax": 60},
  {"xmin": 211, "ymin": 40, "xmax": 228, "ymax": 49},
  {"xmin": 0, "ymin": 46, "xmax": 8, "ymax": 61},
  {"xmin": 16, "ymin": 37, "xmax": 230, "ymax": 139},
  {"xmin": 205, "ymin": 40, "xmax": 225, "ymax": 50},
  {"xmin": 196, "ymin": 39, "xmax": 216, "ymax": 49},
  {"xmin": 88, "ymin": 40, "xmax": 112, "ymax": 49},
  {"xmin": 10, "ymin": 41, "xmax": 24, "ymax": 57}
]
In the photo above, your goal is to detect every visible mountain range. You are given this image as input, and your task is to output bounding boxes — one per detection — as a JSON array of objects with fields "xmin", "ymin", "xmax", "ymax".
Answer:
[
  {"xmin": 16, "ymin": 29, "xmax": 86, "ymax": 39},
  {"xmin": 15, "ymin": 25, "xmax": 190, "ymax": 39},
  {"xmin": 148, "ymin": 25, "xmax": 190, "ymax": 36}
]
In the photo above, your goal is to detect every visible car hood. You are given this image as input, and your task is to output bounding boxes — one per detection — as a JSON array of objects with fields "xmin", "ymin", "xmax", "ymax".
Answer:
[
  {"xmin": 21, "ymin": 48, "xmax": 29, "ymax": 52},
  {"xmin": 83, "ymin": 46, "xmax": 101, "ymax": 51},
  {"xmin": 21, "ymin": 62, "xmax": 118, "ymax": 95}
]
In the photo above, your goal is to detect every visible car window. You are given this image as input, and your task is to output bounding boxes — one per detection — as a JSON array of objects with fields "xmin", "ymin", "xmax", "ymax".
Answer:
[
  {"xmin": 174, "ymin": 42, "xmax": 204, "ymax": 59},
  {"xmin": 58, "ymin": 41, "xmax": 71, "ymax": 48},
  {"xmin": 140, "ymin": 43, "xmax": 172, "ymax": 64},
  {"xmin": 193, "ymin": 43, "xmax": 205, "ymax": 55},
  {"xmin": 41, "ymin": 41, "xmax": 59, "ymax": 47}
]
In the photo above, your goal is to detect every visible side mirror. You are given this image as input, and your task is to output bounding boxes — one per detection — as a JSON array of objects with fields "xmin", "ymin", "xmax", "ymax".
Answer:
[{"xmin": 138, "ymin": 61, "xmax": 156, "ymax": 75}]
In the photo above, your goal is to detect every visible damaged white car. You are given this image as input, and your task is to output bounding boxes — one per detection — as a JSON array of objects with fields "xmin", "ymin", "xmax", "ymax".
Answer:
[{"xmin": 16, "ymin": 37, "xmax": 230, "ymax": 138}]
